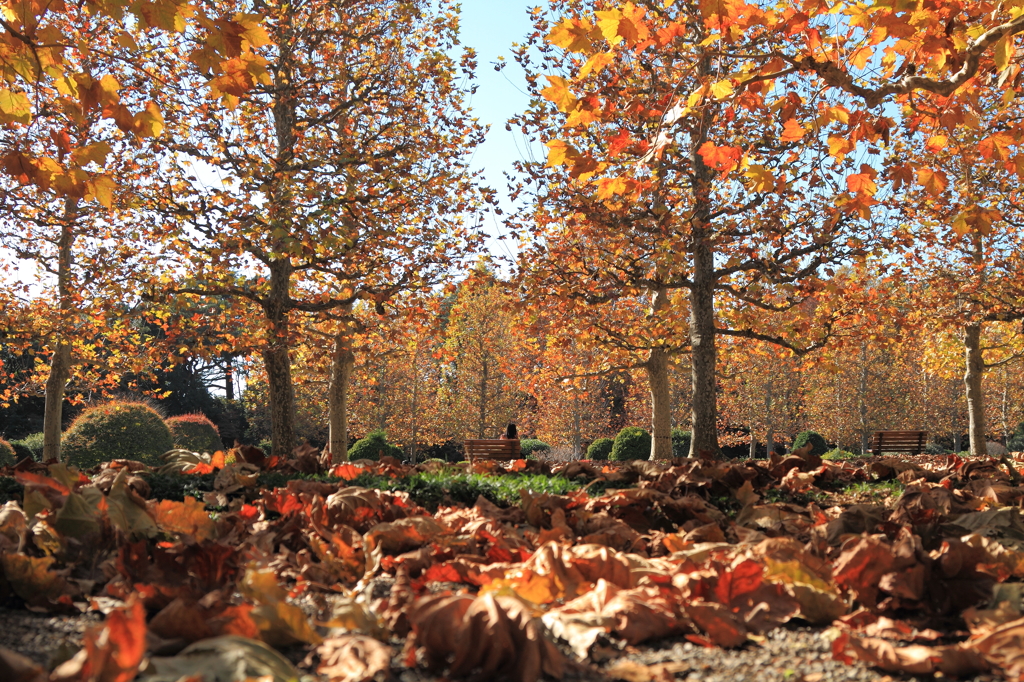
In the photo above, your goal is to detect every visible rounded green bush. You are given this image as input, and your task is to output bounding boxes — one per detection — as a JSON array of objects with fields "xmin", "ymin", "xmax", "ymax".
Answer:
[
  {"xmin": 0, "ymin": 438, "xmax": 15, "ymax": 466},
  {"xmin": 166, "ymin": 413, "xmax": 222, "ymax": 454},
  {"xmin": 610, "ymin": 426, "xmax": 651, "ymax": 461},
  {"xmin": 12, "ymin": 432, "xmax": 44, "ymax": 461},
  {"xmin": 62, "ymin": 401, "xmax": 174, "ymax": 469},
  {"xmin": 520, "ymin": 439, "xmax": 550, "ymax": 458},
  {"xmin": 587, "ymin": 437, "xmax": 613, "ymax": 461},
  {"xmin": 348, "ymin": 429, "xmax": 403, "ymax": 462},
  {"xmin": 792, "ymin": 430, "xmax": 829, "ymax": 458},
  {"xmin": 671, "ymin": 428, "xmax": 691, "ymax": 458}
]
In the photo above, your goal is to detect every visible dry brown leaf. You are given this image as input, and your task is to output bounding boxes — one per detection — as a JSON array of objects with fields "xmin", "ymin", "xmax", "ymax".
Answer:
[
  {"xmin": 0, "ymin": 647, "xmax": 46, "ymax": 682},
  {"xmin": 317, "ymin": 635, "xmax": 392, "ymax": 682},
  {"xmin": 832, "ymin": 632, "xmax": 987, "ymax": 677},
  {"xmin": 606, "ymin": 659, "xmax": 689, "ymax": 682},
  {"xmin": 832, "ymin": 536, "xmax": 896, "ymax": 609},
  {"xmin": 685, "ymin": 602, "xmax": 747, "ymax": 648}
]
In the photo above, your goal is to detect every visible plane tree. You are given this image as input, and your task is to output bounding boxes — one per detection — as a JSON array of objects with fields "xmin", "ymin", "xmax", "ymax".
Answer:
[
  {"xmin": 512, "ymin": 0, "xmax": 874, "ymax": 458},
  {"xmin": 146, "ymin": 0, "xmax": 485, "ymax": 457}
]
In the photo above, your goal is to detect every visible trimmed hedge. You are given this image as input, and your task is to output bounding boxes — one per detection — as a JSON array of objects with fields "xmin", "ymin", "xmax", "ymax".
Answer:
[
  {"xmin": 520, "ymin": 439, "xmax": 550, "ymax": 458},
  {"xmin": 348, "ymin": 430, "xmax": 403, "ymax": 462},
  {"xmin": 792, "ymin": 430, "xmax": 829, "ymax": 458},
  {"xmin": 62, "ymin": 401, "xmax": 173, "ymax": 469},
  {"xmin": 166, "ymin": 413, "xmax": 222, "ymax": 454},
  {"xmin": 12, "ymin": 432, "xmax": 44, "ymax": 461},
  {"xmin": 672, "ymin": 428, "xmax": 691, "ymax": 458},
  {"xmin": 611, "ymin": 426, "xmax": 651, "ymax": 461},
  {"xmin": 587, "ymin": 437, "xmax": 613, "ymax": 461}
]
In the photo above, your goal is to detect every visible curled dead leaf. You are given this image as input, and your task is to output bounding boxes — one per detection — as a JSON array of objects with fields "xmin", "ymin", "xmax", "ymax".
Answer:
[{"xmin": 317, "ymin": 635, "xmax": 392, "ymax": 682}]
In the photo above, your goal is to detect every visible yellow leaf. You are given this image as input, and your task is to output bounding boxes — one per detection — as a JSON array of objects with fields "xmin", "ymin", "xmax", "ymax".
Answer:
[
  {"xmin": 744, "ymin": 164, "xmax": 776, "ymax": 192},
  {"xmin": 710, "ymin": 79, "xmax": 734, "ymax": 100},
  {"xmin": 99, "ymin": 74, "xmax": 120, "ymax": 96},
  {"xmin": 87, "ymin": 175, "xmax": 116, "ymax": 208},
  {"xmin": 917, "ymin": 167, "xmax": 948, "ymax": 195},
  {"xmin": 133, "ymin": 101, "xmax": 164, "ymax": 137},
  {"xmin": 546, "ymin": 140, "xmax": 578, "ymax": 167},
  {"xmin": 828, "ymin": 136, "xmax": 852, "ymax": 158},
  {"xmin": 849, "ymin": 46, "xmax": 873, "ymax": 70},
  {"xmin": 579, "ymin": 51, "xmax": 614, "ymax": 78},
  {"xmin": 541, "ymin": 75, "xmax": 578, "ymax": 113},
  {"xmin": 826, "ymin": 106, "xmax": 850, "ymax": 124},
  {"xmin": 995, "ymin": 34, "xmax": 1014, "ymax": 72},
  {"xmin": 547, "ymin": 18, "xmax": 595, "ymax": 53},
  {"xmin": 925, "ymin": 134, "xmax": 947, "ymax": 153},
  {"xmin": 596, "ymin": 9, "xmax": 626, "ymax": 46},
  {"xmin": 71, "ymin": 141, "xmax": 112, "ymax": 166},
  {"xmin": 0, "ymin": 89, "xmax": 31, "ymax": 124}
]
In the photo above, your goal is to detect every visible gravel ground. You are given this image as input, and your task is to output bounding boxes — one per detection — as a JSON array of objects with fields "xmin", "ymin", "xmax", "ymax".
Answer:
[{"xmin": 0, "ymin": 606, "xmax": 1003, "ymax": 682}]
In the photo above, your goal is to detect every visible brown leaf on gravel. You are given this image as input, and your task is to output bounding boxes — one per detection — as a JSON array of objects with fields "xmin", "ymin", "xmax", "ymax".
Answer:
[
  {"xmin": 606, "ymin": 659, "xmax": 689, "ymax": 682},
  {"xmin": 0, "ymin": 647, "xmax": 47, "ymax": 682},
  {"xmin": 451, "ymin": 594, "xmax": 565, "ymax": 682},
  {"xmin": 409, "ymin": 592, "xmax": 565, "ymax": 682},
  {"xmin": 832, "ymin": 632, "xmax": 988, "ymax": 677},
  {"xmin": 0, "ymin": 553, "xmax": 77, "ymax": 609},
  {"xmin": 406, "ymin": 593, "xmax": 474, "ymax": 669},
  {"xmin": 971, "ymin": 615, "xmax": 1024, "ymax": 677},
  {"xmin": 685, "ymin": 602, "xmax": 747, "ymax": 648},
  {"xmin": 833, "ymin": 536, "xmax": 896, "ymax": 609},
  {"xmin": 51, "ymin": 597, "xmax": 148, "ymax": 682},
  {"xmin": 317, "ymin": 635, "xmax": 393, "ymax": 682}
]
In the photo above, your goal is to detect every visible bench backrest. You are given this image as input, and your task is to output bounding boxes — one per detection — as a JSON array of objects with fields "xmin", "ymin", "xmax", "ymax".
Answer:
[
  {"xmin": 869, "ymin": 430, "xmax": 927, "ymax": 455},
  {"xmin": 464, "ymin": 439, "xmax": 520, "ymax": 461}
]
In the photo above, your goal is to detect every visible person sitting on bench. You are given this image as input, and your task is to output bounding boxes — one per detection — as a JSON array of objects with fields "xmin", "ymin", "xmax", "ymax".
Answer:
[{"xmin": 500, "ymin": 423, "xmax": 518, "ymax": 440}]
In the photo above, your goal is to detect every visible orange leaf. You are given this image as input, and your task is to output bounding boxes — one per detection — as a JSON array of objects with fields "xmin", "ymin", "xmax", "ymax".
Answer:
[
  {"xmin": 780, "ymin": 118, "xmax": 807, "ymax": 142},
  {"xmin": 697, "ymin": 141, "xmax": 742, "ymax": 172}
]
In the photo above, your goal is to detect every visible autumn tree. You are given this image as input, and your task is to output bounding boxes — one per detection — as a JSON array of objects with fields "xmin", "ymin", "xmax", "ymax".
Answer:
[
  {"xmin": 147, "ymin": 0, "xmax": 484, "ymax": 457},
  {"xmin": 439, "ymin": 269, "xmax": 526, "ymax": 440},
  {"xmin": 514, "ymin": 0, "xmax": 871, "ymax": 459},
  {"xmin": 0, "ymin": 0, "xmax": 270, "ymax": 459}
]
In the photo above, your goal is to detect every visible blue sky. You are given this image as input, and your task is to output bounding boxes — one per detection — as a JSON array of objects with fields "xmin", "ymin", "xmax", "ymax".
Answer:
[{"xmin": 457, "ymin": 1, "xmax": 541, "ymax": 261}]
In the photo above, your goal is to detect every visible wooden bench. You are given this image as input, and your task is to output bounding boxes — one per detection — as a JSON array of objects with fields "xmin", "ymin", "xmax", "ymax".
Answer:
[
  {"xmin": 464, "ymin": 439, "xmax": 520, "ymax": 462},
  {"xmin": 869, "ymin": 430, "xmax": 928, "ymax": 456}
]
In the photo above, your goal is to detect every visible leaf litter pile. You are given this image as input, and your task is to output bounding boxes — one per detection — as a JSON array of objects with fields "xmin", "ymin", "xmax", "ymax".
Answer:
[{"xmin": 6, "ymin": 445, "xmax": 1024, "ymax": 681}]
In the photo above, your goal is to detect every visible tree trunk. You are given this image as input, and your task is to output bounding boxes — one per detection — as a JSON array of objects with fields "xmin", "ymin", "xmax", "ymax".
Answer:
[
  {"xmin": 964, "ymin": 322, "xmax": 987, "ymax": 457},
  {"xmin": 477, "ymin": 358, "xmax": 488, "ymax": 438},
  {"xmin": 224, "ymin": 353, "xmax": 235, "ymax": 401},
  {"xmin": 748, "ymin": 431, "xmax": 757, "ymax": 459},
  {"xmin": 954, "ymin": 431, "xmax": 962, "ymax": 453},
  {"xmin": 262, "ymin": 259, "xmax": 296, "ymax": 459},
  {"xmin": 764, "ymin": 376, "xmax": 774, "ymax": 459},
  {"xmin": 328, "ymin": 309, "xmax": 355, "ymax": 464},
  {"xmin": 43, "ymin": 198, "xmax": 78, "ymax": 463},
  {"xmin": 687, "ymin": 55, "xmax": 720, "ymax": 459},
  {"xmin": 859, "ymin": 343, "xmax": 869, "ymax": 455},
  {"xmin": 647, "ymin": 345, "xmax": 673, "ymax": 460},
  {"xmin": 572, "ymin": 394, "xmax": 582, "ymax": 459},
  {"xmin": 410, "ymin": 347, "xmax": 420, "ymax": 463}
]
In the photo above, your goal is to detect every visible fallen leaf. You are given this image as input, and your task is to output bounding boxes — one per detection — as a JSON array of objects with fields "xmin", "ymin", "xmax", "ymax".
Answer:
[{"xmin": 317, "ymin": 635, "xmax": 392, "ymax": 682}]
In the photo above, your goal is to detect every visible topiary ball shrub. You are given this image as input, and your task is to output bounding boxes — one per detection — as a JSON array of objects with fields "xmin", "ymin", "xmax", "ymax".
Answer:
[
  {"xmin": 62, "ymin": 401, "xmax": 174, "ymax": 469},
  {"xmin": 12, "ymin": 432, "xmax": 44, "ymax": 461},
  {"xmin": 792, "ymin": 430, "xmax": 829, "ymax": 458},
  {"xmin": 611, "ymin": 426, "xmax": 651, "ymax": 461},
  {"xmin": 671, "ymin": 428, "xmax": 691, "ymax": 458},
  {"xmin": 348, "ymin": 429, "xmax": 403, "ymax": 462},
  {"xmin": 166, "ymin": 413, "xmax": 222, "ymax": 454},
  {"xmin": 520, "ymin": 439, "xmax": 550, "ymax": 458},
  {"xmin": 587, "ymin": 437, "xmax": 613, "ymax": 461},
  {"xmin": 0, "ymin": 438, "xmax": 15, "ymax": 466}
]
